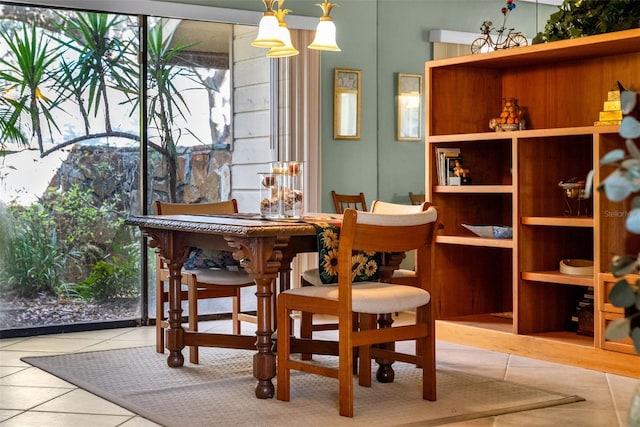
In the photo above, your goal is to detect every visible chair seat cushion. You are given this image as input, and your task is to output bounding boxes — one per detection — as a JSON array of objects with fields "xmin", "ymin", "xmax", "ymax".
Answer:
[
  {"xmin": 183, "ymin": 248, "xmax": 240, "ymax": 270},
  {"xmin": 392, "ymin": 269, "xmax": 416, "ymax": 278},
  {"xmin": 301, "ymin": 268, "xmax": 327, "ymax": 286},
  {"xmin": 182, "ymin": 268, "xmax": 253, "ymax": 286},
  {"xmin": 284, "ymin": 282, "xmax": 430, "ymax": 314}
]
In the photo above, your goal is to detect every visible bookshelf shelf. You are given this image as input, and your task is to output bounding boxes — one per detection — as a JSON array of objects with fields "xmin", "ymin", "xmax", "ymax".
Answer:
[{"xmin": 425, "ymin": 28, "xmax": 640, "ymax": 376}]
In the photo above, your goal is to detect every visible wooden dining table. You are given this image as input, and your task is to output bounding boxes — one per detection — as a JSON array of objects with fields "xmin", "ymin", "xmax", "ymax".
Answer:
[
  {"xmin": 127, "ymin": 212, "xmax": 406, "ymax": 399},
  {"xmin": 126, "ymin": 212, "xmax": 333, "ymax": 399}
]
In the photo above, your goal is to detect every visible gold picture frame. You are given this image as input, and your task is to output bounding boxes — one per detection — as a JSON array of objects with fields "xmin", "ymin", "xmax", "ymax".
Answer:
[
  {"xmin": 334, "ymin": 68, "xmax": 361, "ymax": 140},
  {"xmin": 397, "ymin": 73, "xmax": 422, "ymax": 141}
]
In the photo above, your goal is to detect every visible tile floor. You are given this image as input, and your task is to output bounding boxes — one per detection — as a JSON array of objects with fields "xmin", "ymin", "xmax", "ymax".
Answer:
[{"xmin": 0, "ymin": 317, "xmax": 638, "ymax": 426}]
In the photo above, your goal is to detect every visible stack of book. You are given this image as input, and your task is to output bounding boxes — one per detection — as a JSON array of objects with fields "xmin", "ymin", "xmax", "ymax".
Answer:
[
  {"xmin": 569, "ymin": 287, "xmax": 594, "ymax": 336},
  {"xmin": 435, "ymin": 147, "xmax": 468, "ymax": 185}
]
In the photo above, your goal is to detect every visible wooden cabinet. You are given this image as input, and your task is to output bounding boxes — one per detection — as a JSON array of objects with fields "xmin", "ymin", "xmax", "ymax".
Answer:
[{"xmin": 425, "ymin": 28, "xmax": 640, "ymax": 378}]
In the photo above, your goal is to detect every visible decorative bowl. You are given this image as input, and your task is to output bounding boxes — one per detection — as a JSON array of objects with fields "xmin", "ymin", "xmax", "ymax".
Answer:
[{"xmin": 462, "ymin": 224, "xmax": 513, "ymax": 239}]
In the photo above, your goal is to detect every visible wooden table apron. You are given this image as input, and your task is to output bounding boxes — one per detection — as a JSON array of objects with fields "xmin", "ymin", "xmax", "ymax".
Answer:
[{"xmin": 126, "ymin": 213, "xmax": 318, "ymax": 399}]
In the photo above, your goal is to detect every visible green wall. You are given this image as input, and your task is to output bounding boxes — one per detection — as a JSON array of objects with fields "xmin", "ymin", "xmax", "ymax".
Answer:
[{"xmin": 162, "ymin": 0, "xmax": 557, "ymax": 211}]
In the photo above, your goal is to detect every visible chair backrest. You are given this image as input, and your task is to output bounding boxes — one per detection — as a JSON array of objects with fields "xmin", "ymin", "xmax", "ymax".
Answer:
[
  {"xmin": 370, "ymin": 200, "xmax": 432, "ymax": 214},
  {"xmin": 331, "ymin": 190, "xmax": 367, "ymax": 214},
  {"xmin": 154, "ymin": 199, "xmax": 238, "ymax": 216},
  {"xmin": 409, "ymin": 192, "xmax": 426, "ymax": 205},
  {"xmin": 337, "ymin": 207, "xmax": 439, "ymax": 291}
]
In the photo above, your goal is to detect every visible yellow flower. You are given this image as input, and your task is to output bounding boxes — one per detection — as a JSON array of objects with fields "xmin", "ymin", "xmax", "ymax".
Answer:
[
  {"xmin": 321, "ymin": 228, "xmax": 339, "ymax": 249},
  {"xmin": 322, "ymin": 249, "xmax": 339, "ymax": 277},
  {"xmin": 351, "ymin": 253, "xmax": 367, "ymax": 279},
  {"xmin": 364, "ymin": 260, "xmax": 378, "ymax": 277}
]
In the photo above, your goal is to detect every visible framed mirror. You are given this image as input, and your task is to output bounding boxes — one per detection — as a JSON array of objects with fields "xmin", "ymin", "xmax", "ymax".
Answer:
[
  {"xmin": 334, "ymin": 68, "xmax": 361, "ymax": 140},
  {"xmin": 397, "ymin": 73, "xmax": 422, "ymax": 141}
]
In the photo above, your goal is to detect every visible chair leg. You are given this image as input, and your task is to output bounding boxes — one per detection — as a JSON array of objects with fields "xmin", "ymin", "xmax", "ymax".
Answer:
[
  {"xmin": 156, "ymin": 281, "xmax": 165, "ymax": 354},
  {"xmin": 300, "ymin": 311, "xmax": 313, "ymax": 360},
  {"xmin": 232, "ymin": 290, "xmax": 241, "ymax": 335},
  {"xmin": 338, "ymin": 326, "xmax": 354, "ymax": 417},
  {"xmin": 188, "ymin": 283, "xmax": 199, "ymax": 365},
  {"xmin": 276, "ymin": 294, "xmax": 291, "ymax": 402},
  {"xmin": 358, "ymin": 313, "xmax": 376, "ymax": 387}
]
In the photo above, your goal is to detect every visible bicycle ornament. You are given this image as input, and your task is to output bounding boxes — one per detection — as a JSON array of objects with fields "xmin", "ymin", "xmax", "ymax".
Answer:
[{"xmin": 471, "ymin": 0, "xmax": 528, "ymax": 54}]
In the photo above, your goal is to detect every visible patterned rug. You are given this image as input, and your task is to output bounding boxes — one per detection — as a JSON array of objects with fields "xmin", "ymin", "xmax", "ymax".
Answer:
[{"xmin": 23, "ymin": 346, "xmax": 584, "ymax": 427}]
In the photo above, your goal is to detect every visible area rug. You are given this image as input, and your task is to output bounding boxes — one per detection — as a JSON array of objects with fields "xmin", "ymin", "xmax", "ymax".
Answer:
[{"xmin": 23, "ymin": 346, "xmax": 584, "ymax": 427}]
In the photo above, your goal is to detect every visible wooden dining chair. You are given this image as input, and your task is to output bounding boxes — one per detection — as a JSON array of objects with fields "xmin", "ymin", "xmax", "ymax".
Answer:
[
  {"xmin": 154, "ymin": 200, "xmax": 256, "ymax": 364},
  {"xmin": 409, "ymin": 191, "xmax": 426, "ymax": 205},
  {"xmin": 299, "ymin": 200, "xmax": 433, "ymax": 344},
  {"xmin": 277, "ymin": 207, "xmax": 439, "ymax": 417},
  {"xmin": 331, "ymin": 190, "xmax": 367, "ymax": 213}
]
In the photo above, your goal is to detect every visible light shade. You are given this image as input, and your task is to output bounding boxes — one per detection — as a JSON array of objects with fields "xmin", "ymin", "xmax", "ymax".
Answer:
[
  {"xmin": 252, "ymin": 14, "xmax": 285, "ymax": 48},
  {"xmin": 308, "ymin": 18, "xmax": 341, "ymax": 51},
  {"xmin": 267, "ymin": 25, "xmax": 299, "ymax": 58}
]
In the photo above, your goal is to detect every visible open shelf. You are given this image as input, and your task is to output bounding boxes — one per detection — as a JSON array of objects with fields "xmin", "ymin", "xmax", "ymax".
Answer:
[
  {"xmin": 521, "ymin": 271, "xmax": 593, "ymax": 287},
  {"xmin": 521, "ymin": 216, "xmax": 593, "ymax": 227},
  {"xmin": 426, "ymin": 28, "xmax": 640, "ymax": 376},
  {"xmin": 436, "ymin": 235, "xmax": 513, "ymax": 248}
]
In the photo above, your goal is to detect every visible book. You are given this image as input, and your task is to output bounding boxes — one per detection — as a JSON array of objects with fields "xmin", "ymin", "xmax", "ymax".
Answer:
[{"xmin": 435, "ymin": 147, "xmax": 460, "ymax": 185}]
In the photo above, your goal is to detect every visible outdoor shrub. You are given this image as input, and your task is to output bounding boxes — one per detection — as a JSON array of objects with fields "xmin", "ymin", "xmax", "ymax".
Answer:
[
  {"xmin": 76, "ymin": 245, "xmax": 139, "ymax": 301},
  {"xmin": 0, "ymin": 203, "xmax": 64, "ymax": 297},
  {"xmin": 44, "ymin": 183, "xmax": 124, "ymax": 281}
]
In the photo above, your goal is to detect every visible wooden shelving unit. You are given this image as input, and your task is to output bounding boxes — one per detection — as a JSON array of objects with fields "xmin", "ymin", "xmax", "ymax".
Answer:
[{"xmin": 425, "ymin": 28, "xmax": 640, "ymax": 378}]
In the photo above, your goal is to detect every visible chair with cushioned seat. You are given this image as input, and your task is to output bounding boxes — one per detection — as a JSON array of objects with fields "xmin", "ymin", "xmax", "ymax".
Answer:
[
  {"xmin": 299, "ymin": 200, "xmax": 432, "ymax": 343},
  {"xmin": 154, "ymin": 200, "xmax": 256, "ymax": 364},
  {"xmin": 277, "ymin": 207, "xmax": 439, "ymax": 417}
]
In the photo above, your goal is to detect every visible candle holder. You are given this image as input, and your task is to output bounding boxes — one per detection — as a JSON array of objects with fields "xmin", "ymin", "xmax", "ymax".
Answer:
[{"xmin": 259, "ymin": 161, "xmax": 304, "ymax": 218}]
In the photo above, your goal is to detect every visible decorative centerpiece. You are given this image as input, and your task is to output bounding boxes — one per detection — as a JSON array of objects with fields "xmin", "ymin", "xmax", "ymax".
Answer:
[
  {"xmin": 490, "ymin": 97, "xmax": 525, "ymax": 131},
  {"xmin": 558, "ymin": 177, "xmax": 589, "ymax": 216},
  {"xmin": 259, "ymin": 161, "xmax": 304, "ymax": 218}
]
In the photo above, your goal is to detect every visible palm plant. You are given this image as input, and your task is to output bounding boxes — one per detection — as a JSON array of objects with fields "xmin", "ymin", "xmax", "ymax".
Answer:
[
  {"xmin": 0, "ymin": 23, "xmax": 62, "ymax": 154},
  {"xmin": 146, "ymin": 20, "xmax": 198, "ymax": 201},
  {"xmin": 52, "ymin": 12, "xmax": 138, "ymax": 134}
]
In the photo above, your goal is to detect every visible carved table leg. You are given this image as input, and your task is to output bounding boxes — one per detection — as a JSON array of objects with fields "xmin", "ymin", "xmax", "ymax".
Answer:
[
  {"xmin": 253, "ymin": 276, "xmax": 276, "ymax": 398},
  {"xmin": 375, "ymin": 313, "xmax": 395, "ymax": 383},
  {"xmin": 165, "ymin": 260, "xmax": 185, "ymax": 367},
  {"xmin": 225, "ymin": 235, "xmax": 288, "ymax": 399}
]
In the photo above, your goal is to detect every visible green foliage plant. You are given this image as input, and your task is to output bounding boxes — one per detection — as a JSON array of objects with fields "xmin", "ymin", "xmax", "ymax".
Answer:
[
  {"xmin": 0, "ymin": 202, "xmax": 64, "ymax": 297},
  {"xmin": 533, "ymin": 0, "xmax": 640, "ymax": 44},
  {"xmin": 0, "ymin": 23, "xmax": 63, "ymax": 153},
  {"xmin": 146, "ymin": 20, "xmax": 199, "ymax": 201},
  {"xmin": 586, "ymin": 91, "xmax": 640, "ymax": 354},
  {"xmin": 76, "ymin": 246, "xmax": 139, "ymax": 302}
]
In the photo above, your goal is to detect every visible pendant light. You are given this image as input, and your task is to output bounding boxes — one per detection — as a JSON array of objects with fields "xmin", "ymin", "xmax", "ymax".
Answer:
[
  {"xmin": 252, "ymin": 0, "xmax": 285, "ymax": 48},
  {"xmin": 308, "ymin": 0, "xmax": 341, "ymax": 51},
  {"xmin": 267, "ymin": 8, "xmax": 299, "ymax": 57}
]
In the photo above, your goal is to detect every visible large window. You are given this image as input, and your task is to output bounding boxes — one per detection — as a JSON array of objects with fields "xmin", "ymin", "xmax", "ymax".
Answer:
[{"xmin": 0, "ymin": 4, "xmax": 271, "ymax": 335}]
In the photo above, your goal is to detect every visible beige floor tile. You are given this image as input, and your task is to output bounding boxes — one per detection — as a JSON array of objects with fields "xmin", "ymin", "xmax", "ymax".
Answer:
[
  {"xmin": 0, "ymin": 409, "xmax": 23, "ymax": 423},
  {"xmin": 0, "ymin": 367, "xmax": 74, "ymax": 388},
  {"xmin": 0, "ymin": 411, "xmax": 134, "ymax": 426},
  {"xmin": 494, "ymin": 406, "xmax": 622, "ymax": 427},
  {"xmin": 34, "ymin": 389, "xmax": 133, "ymax": 415},
  {"xmin": 111, "ymin": 327, "xmax": 157, "ymax": 342},
  {"xmin": 0, "ymin": 385, "xmax": 72, "ymax": 410},
  {"xmin": 118, "ymin": 416, "xmax": 164, "ymax": 426},
  {"xmin": 0, "ymin": 366, "xmax": 26, "ymax": 378},
  {"xmin": 0, "ymin": 338, "xmax": 29, "ymax": 349},
  {"xmin": 0, "ymin": 350, "xmax": 55, "ymax": 367},
  {"xmin": 2, "ymin": 337, "xmax": 104, "ymax": 353}
]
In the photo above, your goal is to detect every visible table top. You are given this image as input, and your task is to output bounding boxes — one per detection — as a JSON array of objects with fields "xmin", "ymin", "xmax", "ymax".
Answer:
[{"xmin": 126, "ymin": 213, "xmax": 342, "ymax": 238}]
